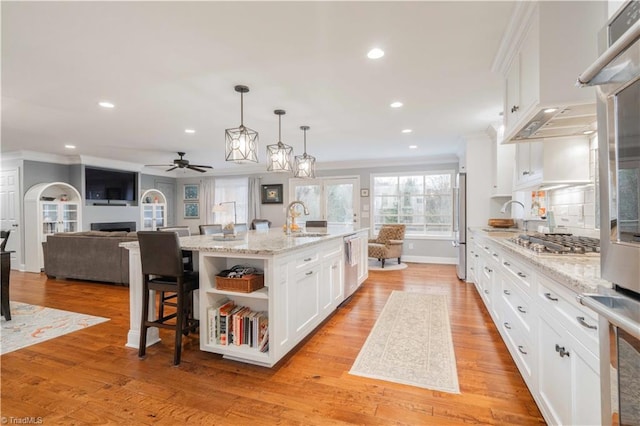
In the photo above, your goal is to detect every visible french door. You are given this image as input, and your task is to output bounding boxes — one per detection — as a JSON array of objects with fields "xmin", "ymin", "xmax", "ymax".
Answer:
[{"xmin": 289, "ymin": 177, "xmax": 360, "ymax": 227}]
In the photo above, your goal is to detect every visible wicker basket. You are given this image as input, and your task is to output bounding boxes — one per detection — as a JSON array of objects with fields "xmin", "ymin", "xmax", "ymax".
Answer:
[{"xmin": 215, "ymin": 274, "xmax": 264, "ymax": 293}]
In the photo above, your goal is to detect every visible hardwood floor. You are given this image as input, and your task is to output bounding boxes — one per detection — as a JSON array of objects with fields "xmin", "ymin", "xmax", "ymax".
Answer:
[{"xmin": 1, "ymin": 264, "xmax": 545, "ymax": 425}]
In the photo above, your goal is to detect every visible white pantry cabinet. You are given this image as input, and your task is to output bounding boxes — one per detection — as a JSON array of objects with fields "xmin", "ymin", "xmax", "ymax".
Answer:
[{"xmin": 24, "ymin": 182, "xmax": 82, "ymax": 273}]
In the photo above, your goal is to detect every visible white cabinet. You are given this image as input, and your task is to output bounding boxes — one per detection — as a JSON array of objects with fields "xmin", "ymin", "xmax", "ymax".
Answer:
[
  {"xmin": 499, "ymin": 2, "xmax": 605, "ymax": 143},
  {"xmin": 140, "ymin": 189, "xmax": 167, "ymax": 231},
  {"xmin": 515, "ymin": 141, "xmax": 544, "ymax": 188},
  {"xmin": 356, "ymin": 229, "xmax": 369, "ymax": 285},
  {"xmin": 514, "ymin": 137, "xmax": 591, "ymax": 190},
  {"xmin": 322, "ymin": 243, "xmax": 344, "ymax": 311},
  {"xmin": 492, "ymin": 139, "xmax": 515, "ymax": 197},
  {"xmin": 505, "ymin": 21, "xmax": 540, "ymax": 135},
  {"xmin": 469, "ymin": 231, "xmax": 601, "ymax": 426},
  {"xmin": 538, "ymin": 315, "xmax": 600, "ymax": 426},
  {"xmin": 24, "ymin": 182, "xmax": 82, "ymax": 273}
]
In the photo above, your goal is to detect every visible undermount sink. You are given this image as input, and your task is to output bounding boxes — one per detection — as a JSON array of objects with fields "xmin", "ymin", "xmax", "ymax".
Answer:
[{"xmin": 288, "ymin": 232, "xmax": 328, "ymax": 238}]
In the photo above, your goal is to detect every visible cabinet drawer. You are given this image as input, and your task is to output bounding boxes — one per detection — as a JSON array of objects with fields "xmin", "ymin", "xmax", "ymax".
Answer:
[
  {"xmin": 294, "ymin": 250, "xmax": 320, "ymax": 269},
  {"xmin": 500, "ymin": 252, "xmax": 534, "ymax": 294},
  {"xmin": 537, "ymin": 274, "xmax": 599, "ymax": 355},
  {"xmin": 500, "ymin": 306, "xmax": 535, "ymax": 381},
  {"xmin": 501, "ymin": 275, "xmax": 532, "ymax": 335}
]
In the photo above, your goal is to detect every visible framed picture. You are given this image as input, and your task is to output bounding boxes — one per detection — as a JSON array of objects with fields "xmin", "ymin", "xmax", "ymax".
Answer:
[
  {"xmin": 183, "ymin": 184, "xmax": 199, "ymax": 201},
  {"xmin": 360, "ymin": 188, "xmax": 369, "ymax": 197},
  {"xmin": 261, "ymin": 184, "xmax": 283, "ymax": 204},
  {"xmin": 184, "ymin": 202, "xmax": 199, "ymax": 219}
]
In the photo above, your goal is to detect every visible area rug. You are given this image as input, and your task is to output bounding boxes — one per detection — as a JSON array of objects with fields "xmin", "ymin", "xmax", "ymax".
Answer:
[
  {"xmin": 368, "ymin": 259, "xmax": 408, "ymax": 271},
  {"xmin": 349, "ymin": 291, "xmax": 460, "ymax": 394},
  {"xmin": 1, "ymin": 302, "xmax": 109, "ymax": 355}
]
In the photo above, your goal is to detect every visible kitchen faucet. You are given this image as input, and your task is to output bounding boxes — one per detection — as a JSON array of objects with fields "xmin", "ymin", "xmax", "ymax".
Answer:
[
  {"xmin": 285, "ymin": 201, "xmax": 309, "ymax": 235},
  {"xmin": 500, "ymin": 200, "xmax": 525, "ymax": 214},
  {"xmin": 500, "ymin": 200, "xmax": 528, "ymax": 231}
]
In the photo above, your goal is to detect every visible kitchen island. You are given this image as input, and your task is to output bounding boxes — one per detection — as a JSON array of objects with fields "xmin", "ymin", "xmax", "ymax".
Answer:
[{"xmin": 121, "ymin": 227, "xmax": 369, "ymax": 367}]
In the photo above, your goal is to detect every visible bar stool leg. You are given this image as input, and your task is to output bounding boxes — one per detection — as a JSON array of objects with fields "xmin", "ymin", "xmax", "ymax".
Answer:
[{"xmin": 139, "ymin": 278, "xmax": 150, "ymax": 358}]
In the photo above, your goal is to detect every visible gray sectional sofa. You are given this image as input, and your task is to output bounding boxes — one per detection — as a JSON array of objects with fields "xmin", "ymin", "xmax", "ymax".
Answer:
[{"xmin": 42, "ymin": 231, "xmax": 138, "ymax": 285}]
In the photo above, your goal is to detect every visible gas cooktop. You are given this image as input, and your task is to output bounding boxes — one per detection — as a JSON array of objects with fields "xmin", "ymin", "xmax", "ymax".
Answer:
[{"xmin": 509, "ymin": 233, "xmax": 601, "ymax": 255}]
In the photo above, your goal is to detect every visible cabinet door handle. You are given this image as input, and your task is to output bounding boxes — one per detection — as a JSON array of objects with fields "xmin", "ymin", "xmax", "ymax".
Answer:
[
  {"xmin": 503, "ymin": 289, "xmax": 511, "ymax": 295},
  {"xmin": 484, "ymin": 267, "xmax": 493, "ymax": 273},
  {"xmin": 555, "ymin": 344, "xmax": 570, "ymax": 358},
  {"xmin": 517, "ymin": 306, "xmax": 527, "ymax": 314},
  {"xmin": 517, "ymin": 345, "xmax": 527, "ymax": 355},
  {"xmin": 484, "ymin": 289, "xmax": 489, "ymax": 294},
  {"xmin": 492, "ymin": 253, "xmax": 499, "ymax": 258},
  {"xmin": 304, "ymin": 257, "xmax": 313, "ymax": 262},
  {"xmin": 517, "ymin": 272, "xmax": 527, "ymax": 278},
  {"xmin": 503, "ymin": 261, "xmax": 511, "ymax": 267},
  {"xmin": 484, "ymin": 246, "xmax": 489, "ymax": 250},
  {"xmin": 504, "ymin": 322, "xmax": 511, "ymax": 329},
  {"xmin": 305, "ymin": 271, "xmax": 314, "ymax": 276},
  {"xmin": 576, "ymin": 316, "xmax": 597, "ymax": 330},
  {"xmin": 522, "ymin": 171, "xmax": 530, "ymax": 176},
  {"xmin": 544, "ymin": 292, "xmax": 559, "ymax": 302}
]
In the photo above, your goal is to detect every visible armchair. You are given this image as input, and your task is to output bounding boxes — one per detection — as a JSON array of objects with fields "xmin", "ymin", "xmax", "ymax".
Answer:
[{"xmin": 368, "ymin": 224, "xmax": 406, "ymax": 268}]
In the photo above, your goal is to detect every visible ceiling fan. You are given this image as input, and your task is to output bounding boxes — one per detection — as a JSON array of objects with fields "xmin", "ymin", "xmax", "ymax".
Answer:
[{"xmin": 145, "ymin": 152, "xmax": 213, "ymax": 173}]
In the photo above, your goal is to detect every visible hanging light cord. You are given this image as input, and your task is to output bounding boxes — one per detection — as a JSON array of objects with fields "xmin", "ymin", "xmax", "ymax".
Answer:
[
  {"xmin": 239, "ymin": 92, "xmax": 244, "ymax": 126},
  {"xmin": 303, "ymin": 127, "xmax": 307, "ymax": 155},
  {"xmin": 278, "ymin": 114, "xmax": 282, "ymax": 142}
]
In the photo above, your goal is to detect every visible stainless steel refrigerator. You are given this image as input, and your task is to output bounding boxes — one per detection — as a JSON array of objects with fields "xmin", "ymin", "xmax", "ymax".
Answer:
[{"xmin": 453, "ymin": 173, "xmax": 466, "ymax": 280}]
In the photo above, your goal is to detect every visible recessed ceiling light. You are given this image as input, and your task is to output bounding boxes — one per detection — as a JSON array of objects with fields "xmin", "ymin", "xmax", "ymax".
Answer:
[
  {"xmin": 390, "ymin": 102, "xmax": 403, "ymax": 108},
  {"xmin": 185, "ymin": 129, "xmax": 196, "ymax": 134},
  {"xmin": 544, "ymin": 108, "xmax": 557, "ymax": 113},
  {"xmin": 583, "ymin": 130, "xmax": 595, "ymax": 135},
  {"xmin": 64, "ymin": 144, "xmax": 76, "ymax": 149},
  {"xmin": 367, "ymin": 48, "xmax": 384, "ymax": 59},
  {"xmin": 409, "ymin": 145, "xmax": 418, "ymax": 149},
  {"xmin": 98, "ymin": 101, "xmax": 115, "ymax": 108},
  {"xmin": 402, "ymin": 129, "xmax": 412, "ymax": 134}
]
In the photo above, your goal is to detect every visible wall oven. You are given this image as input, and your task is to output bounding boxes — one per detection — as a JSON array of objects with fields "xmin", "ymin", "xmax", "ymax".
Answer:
[
  {"xmin": 578, "ymin": 1, "xmax": 640, "ymax": 425},
  {"xmin": 578, "ymin": 1, "xmax": 640, "ymax": 424},
  {"xmin": 579, "ymin": 0, "xmax": 640, "ymax": 296}
]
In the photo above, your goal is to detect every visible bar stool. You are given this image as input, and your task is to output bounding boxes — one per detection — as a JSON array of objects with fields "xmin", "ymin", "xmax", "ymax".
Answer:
[{"xmin": 138, "ymin": 231, "xmax": 199, "ymax": 365}]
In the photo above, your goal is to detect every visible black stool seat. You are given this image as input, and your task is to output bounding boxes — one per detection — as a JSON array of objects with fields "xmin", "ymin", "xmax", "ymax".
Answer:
[{"xmin": 138, "ymin": 231, "xmax": 199, "ymax": 365}]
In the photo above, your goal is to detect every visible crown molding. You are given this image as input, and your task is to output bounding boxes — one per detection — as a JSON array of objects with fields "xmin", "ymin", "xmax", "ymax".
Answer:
[{"xmin": 491, "ymin": 0, "xmax": 538, "ymax": 77}]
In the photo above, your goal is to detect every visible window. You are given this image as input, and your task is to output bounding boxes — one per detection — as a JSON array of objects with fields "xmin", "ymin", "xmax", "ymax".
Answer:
[
  {"xmin": 290, "ymin": 177, "xmax": 360, "ymax": 226},
  {"xmin": 214, "ymin": 177, "xmax": 248, "ymax": 225},
  {"xmin": 372, "ymin": 171, "xmax": 454, "ymax": 237}
]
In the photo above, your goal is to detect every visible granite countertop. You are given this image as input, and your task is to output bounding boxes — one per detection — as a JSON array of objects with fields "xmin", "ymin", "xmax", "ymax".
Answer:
[
  {"xmin": 121, "ymin": 226, "xmax": 367, "ymax": 256},
  {"xmin": 469, "ymin": 227, "xmax": 613, "ymax": 293}
]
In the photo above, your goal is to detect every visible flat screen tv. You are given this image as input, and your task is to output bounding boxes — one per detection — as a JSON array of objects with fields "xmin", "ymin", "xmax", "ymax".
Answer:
[{"xmin": 85, "ymin": 167, "xmax": 137, "ymax": 201}]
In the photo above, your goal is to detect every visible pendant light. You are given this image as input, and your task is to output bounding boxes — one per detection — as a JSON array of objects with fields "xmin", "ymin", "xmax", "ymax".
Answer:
[
  {"xmin": 266, "ymin": 109, "xmax": 293, "ymax": 172},
  {"xmin": 225, "ymin": 85, "xmax": 259, "ymax": 163},
  {"xmin": 294, "ymin": 125, "xmax": 316, "ymax": 178}
]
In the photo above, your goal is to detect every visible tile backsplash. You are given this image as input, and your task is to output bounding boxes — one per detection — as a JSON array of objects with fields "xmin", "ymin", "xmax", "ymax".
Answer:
[{"xmin": 547, "ymin": 185, "xmax": 598, "ymax": 237}]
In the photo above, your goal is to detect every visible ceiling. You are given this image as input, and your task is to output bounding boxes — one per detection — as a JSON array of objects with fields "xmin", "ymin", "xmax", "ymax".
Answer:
[{"xmin": 1, "ymin": 1, "xmax": 515, "ymax": 175}]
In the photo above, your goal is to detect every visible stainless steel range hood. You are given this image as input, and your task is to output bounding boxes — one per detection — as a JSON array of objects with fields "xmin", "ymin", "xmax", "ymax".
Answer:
[{"xmin": 511, "ymin": 103, "xmax": 597, "ymax": 141}]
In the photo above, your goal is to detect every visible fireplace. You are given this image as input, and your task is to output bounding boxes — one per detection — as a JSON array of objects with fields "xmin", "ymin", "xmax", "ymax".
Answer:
[{"xmin": 90, "ymin": 222, "xmax": 136, "ymax": 232}]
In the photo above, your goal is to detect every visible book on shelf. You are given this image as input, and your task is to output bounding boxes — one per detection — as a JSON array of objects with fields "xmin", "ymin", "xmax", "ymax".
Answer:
[
  {"xmin": 258, "ymin": 314, "xmax": 269, "ymax": 352},
  {"xmin": 218, "ymin": 300, "xmax": 237, "ymax": 346},
  {"xmin": 207, "ymin": 300, "xmax": 269, "ymax": 350},
  {"xmin": 207, "ymin": 298, "xmax": 231, "ymax": 345}
]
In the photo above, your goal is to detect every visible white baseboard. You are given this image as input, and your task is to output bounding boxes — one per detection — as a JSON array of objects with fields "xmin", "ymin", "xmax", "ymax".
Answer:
[{"xmin": 401, "ymin": 255, "xmax": 457, "ymax": 265}]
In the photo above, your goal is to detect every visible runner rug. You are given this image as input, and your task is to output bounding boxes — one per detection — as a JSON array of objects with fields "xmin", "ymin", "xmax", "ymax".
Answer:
[
  {"xmin": 349, "ymin": 291, "xmax": 460, "ymax": 393},
  {"xmin": 1, "ymin": 302, "xmax": 109, "ymax": 355}
]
